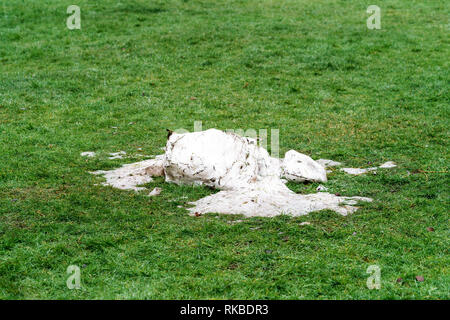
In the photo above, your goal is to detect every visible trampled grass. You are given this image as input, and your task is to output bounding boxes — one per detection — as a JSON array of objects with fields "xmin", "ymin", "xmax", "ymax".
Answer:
[{"xmin": 0, "ymin": 0, "xmax": 448, "ymax": 299}]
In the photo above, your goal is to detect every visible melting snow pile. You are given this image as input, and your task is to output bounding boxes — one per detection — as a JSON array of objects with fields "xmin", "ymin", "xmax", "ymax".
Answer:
[
  {"xmin": 341, "ymin": 161, "xmax": 397, "ymax": 175},
  {"xmin": 88, "ymin": 129, "xmax": 394, "ymax": 217}
]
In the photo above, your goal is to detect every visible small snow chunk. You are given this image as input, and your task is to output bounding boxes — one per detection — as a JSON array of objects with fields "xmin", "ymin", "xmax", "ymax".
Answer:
[
  {"xmin": 299, "ymin": 222, "xmax": 311, "ymax": 226},
  {"xmin": 341, "ymin": 167, "xmax": 377, "ymax": 175},
  {"xmin": 316, "ymin": 185, "xmax": 328, "ymax": 192},
  {"xmin": 379, "ymin": 161, "xmax": 397, "ymax": 169},
  {"xmin": 93, "ymin": 129, "xmax": 374, "ymax": 217},
  {"xmin": 108, "ymin": 151, "xmax": 127, "ymax": 159},
  {"xmin": 281, "ymin": 150, "xmax": 327, "ymax": 183},
  {"xmin": 341, "ymin": 161, "xmax": 396, "ymax": 175},
  {"xmin": 149, "ymin": 187, "xmax": 162, "ymax": 197},
  {"xmin": 81, "ymin": 151, "xmax": 96, "ymax": 158},
  {"xmin": 316, "ymin": 159, "xmax": 342, "ymax": 168}
]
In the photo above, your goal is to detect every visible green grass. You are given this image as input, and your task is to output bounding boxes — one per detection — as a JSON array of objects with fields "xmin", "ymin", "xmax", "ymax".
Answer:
[{"xmin": 0, "ymin": 0, "xmax": 449, "ymax": 299}]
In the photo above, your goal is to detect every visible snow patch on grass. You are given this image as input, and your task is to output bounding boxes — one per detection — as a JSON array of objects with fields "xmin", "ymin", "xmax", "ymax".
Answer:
[{"xmin": 90, "ymin": 130, "xmax": 374, "ymax": 216}]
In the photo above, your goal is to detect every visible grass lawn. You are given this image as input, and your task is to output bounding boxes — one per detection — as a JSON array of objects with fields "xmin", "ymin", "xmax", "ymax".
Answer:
[{"xmin": 0, "ymin": 0, "xmax": 448, "ymax": 299}]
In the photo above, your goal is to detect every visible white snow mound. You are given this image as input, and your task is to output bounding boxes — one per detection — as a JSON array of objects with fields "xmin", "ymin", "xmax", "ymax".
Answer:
[{"xmin": 164, "ymin": 129, "xmax": 280, "ymax": 190}]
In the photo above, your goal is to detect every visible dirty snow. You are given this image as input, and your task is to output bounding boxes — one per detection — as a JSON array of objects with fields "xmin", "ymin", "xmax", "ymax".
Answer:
[
  {"xmin": 186, "ymin": 180, "xmax": 372, "ymax": 217},
  {"xmin": 316, "ymin": 159, "xmax": 342, "ymax": 168},
  {"xmin": 281, "ymin": 150, "xmax": 327, "ymax": 183},
  {"xmin": 90, "ymin": 129, "xmax": 376, "ymax": 217},
  {"xmin": 91, "ymin": 156, "xmax": 164, "ymax": 191},
  {"xmin": 164, "ymin": 129, "xmax": 371, "ymax": 216},
  {"xmin": 164, "ymin": 129, "xmax": 280, "ymax": 190},
  {"xmin": 341, "ymin": 161, "xmax": 397, "ymax": 175},
  {"xmin": 149, "ymin": 187, "xmax": 162, "ymax": 197}
]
